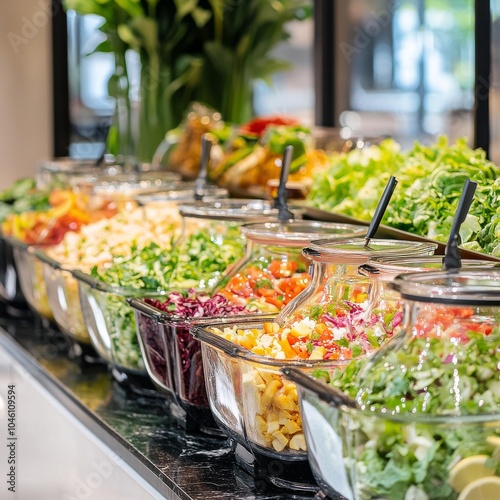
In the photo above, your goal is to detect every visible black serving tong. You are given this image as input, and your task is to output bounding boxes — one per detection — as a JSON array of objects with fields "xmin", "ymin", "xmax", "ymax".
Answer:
[
  {"xmin": 194, "ymin": 134, "xmax": 213, "ymax": 201},
  {"xmin": 442, "ymin": 178, "xmax": 478, "ymax": 271},
  {"xmin": 273, "ymin": 145, "xmax": 295, "ymax": 221},
  {"xmin": 364, "ymin": 175, "xmax": 398, "ymax": 247}
]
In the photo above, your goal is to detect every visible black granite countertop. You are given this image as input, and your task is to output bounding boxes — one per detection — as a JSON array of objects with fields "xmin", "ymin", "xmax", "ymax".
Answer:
[{"xmin": 0, "ymin": 306, "xmax": 343, "ymax": 500}]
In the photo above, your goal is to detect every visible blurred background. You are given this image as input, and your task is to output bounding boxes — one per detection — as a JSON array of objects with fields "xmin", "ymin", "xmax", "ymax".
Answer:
[{"xmin": 0, "ymin": 0, "xmax": 499, "ymax": 188}]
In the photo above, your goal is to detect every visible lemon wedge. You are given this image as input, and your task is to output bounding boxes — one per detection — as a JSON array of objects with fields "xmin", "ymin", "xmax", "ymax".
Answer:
[
  {"xmin": 457, "ymin": 476, "xmax": 500, "ymax": 500},
  {"xmin": 448, "ymin": 455, "xmax": 496, "ymax": 493},
  {"xmin": 486, "ymin": 435, "xmax": 500, "ymax": 449}
]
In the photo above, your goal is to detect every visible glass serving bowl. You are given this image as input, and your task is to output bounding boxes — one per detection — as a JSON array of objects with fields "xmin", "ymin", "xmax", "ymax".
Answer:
[
  {"xmin": 216, "ymin": 220, "xmax": 366, "ymax": 313},
  {"xmin": 10, "ymin": 239, "xmax": 54, "ymax": 324},
  {"xmin": 134, "ymin": 183, "xmax": 229, "ymax": 207},
  {"xmin": 270, "ymin": 239, "xmax": 437, "ymax": 359},
  {"xmin": 130, "ymin": 299, "xmax": 261, "ymax": 433},
  {"xmin": 357, "ymin": 255, "xmax": 500, "ymax": 342},
  {"xmin": 284, "ymin": 268, "xmax": 500, "ymax": 500},
  {"xmin": 73, "ymin": 269, "xmax": 169, "ymax": 392},
  {"xmin": 36, "ymin": 251, "xmax": 100, "ymax": 359},
  {"xmin": 0, "ymin": 232, "xmax": 27, "ymax": 311},
  {"xmin": 84, "ymin": 171, "xmax": 183, "ymax": 214},
  {"xmin": 170, "ymin": 199, "xmax": 303, "ymax": 292},
  {"xmin": 191, "ymin": 317, "xmax": 352, "ymax": 491},
  {"xmin": 36, "ymin": 157, "xmax": 123, "ymax": 191}
]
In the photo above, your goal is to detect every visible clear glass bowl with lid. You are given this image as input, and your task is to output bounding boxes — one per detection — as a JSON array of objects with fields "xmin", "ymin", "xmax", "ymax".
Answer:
[
  {"xmin": 272, "ymin": 238, "xmax": 438, "ymax": 361},
  {"xmin": 216, "ymin": 220, "xmax": 366, "ymax": 313},
  {"xmin": 36, "ymin": 158, "xmax": 123, "ymax": 191},
  {"xmin": 357, "ymin": 255, "xmax": 500, "ymax": 341},
  {"xmin": 286, "ymin": 268, "xmax": 500, "ymax": 500},
  {"xmin": 86, "ymin": 171, "xmax": 182, "ymax": 212},
  {"xmin": 129, "ymin": 219, "xmax": 365, "ymax": 434},
  {"xmin": 170, "ymin": 199, "xmax": 304, "ymax": 292}
]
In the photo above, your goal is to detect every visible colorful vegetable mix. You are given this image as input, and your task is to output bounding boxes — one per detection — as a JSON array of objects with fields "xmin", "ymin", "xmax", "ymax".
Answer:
[{"xmin": 219, "ymin": 257, "xmax": 311, "ymax": 312}]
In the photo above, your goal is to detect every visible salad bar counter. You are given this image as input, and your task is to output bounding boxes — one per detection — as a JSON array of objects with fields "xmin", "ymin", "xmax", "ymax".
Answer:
[{"xmin": 0, "ymin": 305, "xmax": 340, "ymax": 499}]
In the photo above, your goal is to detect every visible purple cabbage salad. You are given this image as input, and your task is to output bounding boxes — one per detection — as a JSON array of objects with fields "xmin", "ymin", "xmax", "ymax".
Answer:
[
  {"xmin": 146, "ymin": 289, "xmax": 251, "ymax": 318},
  {"xmin": 145, "ymin": 290, "xmax": 252, "ymax": 409}
]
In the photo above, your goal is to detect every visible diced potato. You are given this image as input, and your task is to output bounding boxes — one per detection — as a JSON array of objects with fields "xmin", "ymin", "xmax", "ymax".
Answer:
[
  {"xmin": 272, "ymin": 438, "xmax": 287, "ymax": 452},
  {"xmin": 242, "ymin": 370, "xmax": 264, "ymax": 387},
  {"xmin": 283, "ymin": 419, "xmax": 301, "ymax": 435},
  {"xmin": 278, "ymin": 410, "xmax": 293, "ymax": 424},
  {"xmin": 267, "ymin": 420, "xmax": 280, "ymax": 434},
  {"xmin": 252, "ymin": 346, "xmax": 265, "ymax": 356},
  {"xmin": 272, "ymin": 431, "xmax": 289, "ymax": 447},
  {"xmin": 255, "ymin": 415, "xmax": 267, "ymax": 434},
  {"xmin": 261, "ymin": 379, "xmax": 282, "ymax": 410},
  {"xmin": 309, "ymin": 346, "xmax": 326, "ymax": 360},
  {"xmin": 273, "ymin": 391, "xmax": 298, "ymax": 412},
  {"xmin": 259, "ymin": 370, "xmax": 275, "ymax": 385},
  {"xmin": 289, "ymin": 433, "xmax": 307, "ymax": 451},
  {"xmin": 263, "ymin": 322, "xmax": 279, "ymax": 334},
  {"xmin": 278, "ymin": 339, "xmax": 296, "ymax": 358},
  {"xmin": 240, "ymin": 334, "xmax": 256, "ymax": 350}
]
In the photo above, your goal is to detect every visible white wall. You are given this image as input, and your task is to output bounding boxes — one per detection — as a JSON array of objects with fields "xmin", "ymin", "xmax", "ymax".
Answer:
[{"xmin": 0, "ymin": 0, "xmax": 53, "ymax": 189}]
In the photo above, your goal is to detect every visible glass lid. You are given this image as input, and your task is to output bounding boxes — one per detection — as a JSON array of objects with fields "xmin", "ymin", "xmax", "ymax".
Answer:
[
  {"xmin": 306, "ymin": 238, "xmax": 438, "ymax": 263},
  {"xmin": 134, "ymin": 183, "xmax": 228, "ymax": 205},
  {"xmin": 240, "ymin": 220, "xmax": 366, "ymax": 246},
  {"xmin": 92, "ymin": 171, "xmax": 182, "ymax": 194},
  {"xmin": 360, "ymin": 255, "xmax": 500, "ymax": 276},
  {"xmin": 389, "ymin": 268, "xmax": 500, "ymax": 305},
  {"xmin": 178, "ymin": 199, "xmax": 297, "ymax": 221}
]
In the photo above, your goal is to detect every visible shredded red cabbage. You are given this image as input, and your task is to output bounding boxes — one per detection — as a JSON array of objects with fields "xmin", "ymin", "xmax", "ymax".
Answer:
[
  {"xmin": 143, "ymin": 291, "xmax": 251, "ymax": 412},
  {"xmin": 147, "ymin": 289, "xmax": 251, "ymax": 318}
]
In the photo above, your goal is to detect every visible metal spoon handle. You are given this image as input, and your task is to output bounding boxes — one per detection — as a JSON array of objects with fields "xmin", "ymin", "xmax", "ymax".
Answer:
[
  {"xmin": 275, "ymin": 145, "xmax": 294, "ymax": 221},
  {"xmin": 194, "ymin": 134, "xmax": 212, "ymax": 201}
]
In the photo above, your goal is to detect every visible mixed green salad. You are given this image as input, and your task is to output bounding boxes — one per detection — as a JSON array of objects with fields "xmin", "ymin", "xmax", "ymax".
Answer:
[
  {"xmin": 168, "ymin": 224, "xmax": 245, "ymax": 290},
  {"xmin": 90, "ymin": 242, "xmax": 176, "ymax": 371},
  {"xmin": 312, "ymin": 307, "xmax": 500, "ymax": 499},
  {"xmin": 90, "ymin": 226, "xmax": 245, "ymax": 370},
  {"xmin": 0, "ymin": 178, "xmax": 50, "ymax": 223},
  {"xmin": 307, "ymin": 137, "xmax": 500, "ymax": 255}
]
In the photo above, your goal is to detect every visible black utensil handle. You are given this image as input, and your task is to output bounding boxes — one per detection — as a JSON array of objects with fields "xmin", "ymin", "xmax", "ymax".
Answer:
[
  {"xmin": 365, "ymin": 175, "xmax": 398, "ymax": 241},
  {"xmin": 443, "ymin": 178, "xmax": 478, "ymax": 271}
]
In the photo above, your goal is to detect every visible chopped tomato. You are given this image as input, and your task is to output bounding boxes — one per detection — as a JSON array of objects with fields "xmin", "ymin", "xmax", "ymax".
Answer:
[{"xmin": 268, "ymin": 260, "xmax": 299, "ymax": 279}]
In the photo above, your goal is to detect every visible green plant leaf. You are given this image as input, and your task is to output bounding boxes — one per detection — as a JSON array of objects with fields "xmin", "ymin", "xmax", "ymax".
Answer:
[
  {"xmin": 203, "ymin": 41, "xmax": 234, "ymax": 76},
  {"xmin": 191, "ymin": 7, "xmax": 212, "ymax": 28},
  {"xmin": 173, "ymin": 0, "xmax": 198, "ymax": 20}
]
